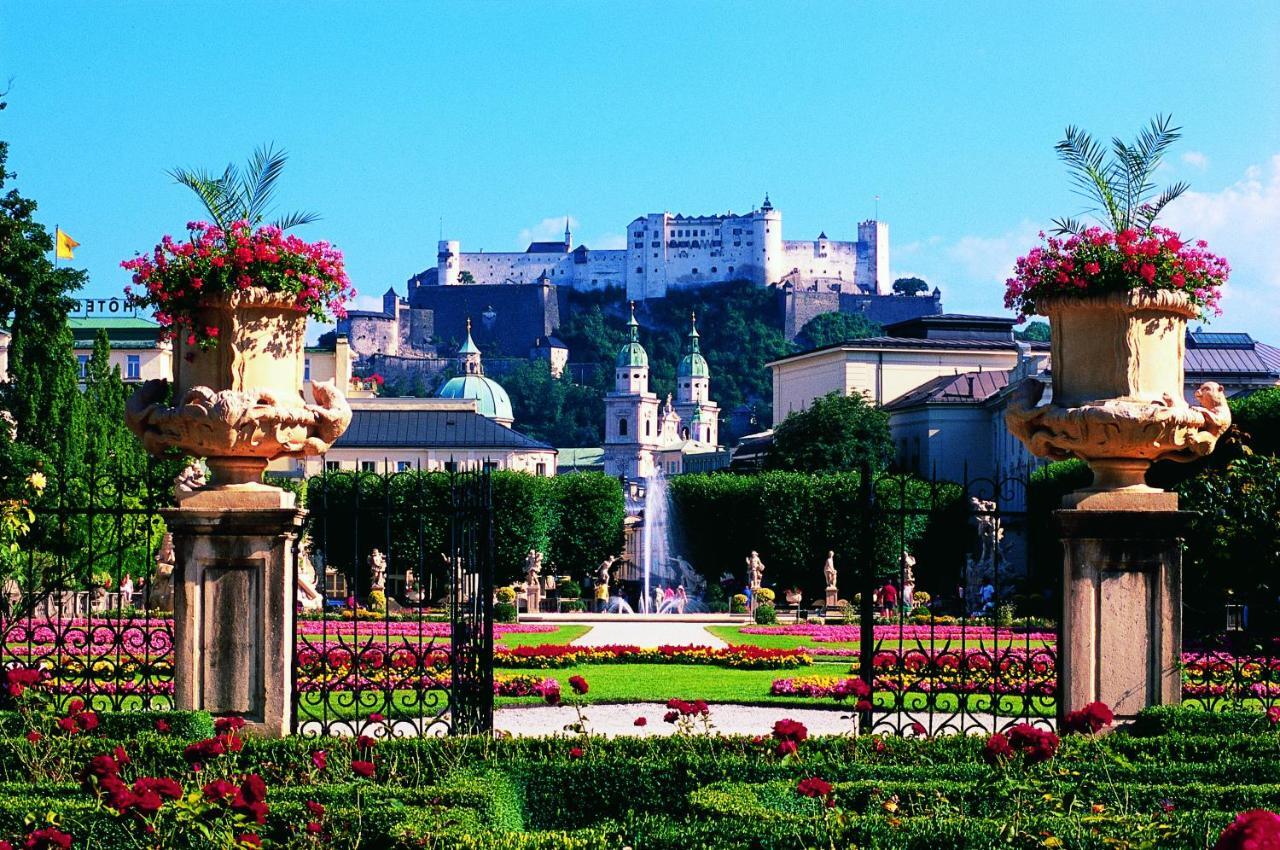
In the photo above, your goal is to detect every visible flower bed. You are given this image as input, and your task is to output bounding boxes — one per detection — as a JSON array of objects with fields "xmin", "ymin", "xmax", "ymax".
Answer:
[
  {"xmin": 494, "ymin": 644, "xmax": 811, "ymax": 670},
  {"xmin": 740, "ymin": 624, "xmax": 1058, "ymax": 644}
]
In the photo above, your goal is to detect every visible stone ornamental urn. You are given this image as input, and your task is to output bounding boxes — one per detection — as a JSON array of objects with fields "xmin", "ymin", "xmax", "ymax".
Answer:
[
  {"xmin": 1005, "ymin": 290, "xmax": 1231, "ymax": 504},
  {"xmin": 126, "ymin": 288, "xmax": 351, "ymax": 502}
]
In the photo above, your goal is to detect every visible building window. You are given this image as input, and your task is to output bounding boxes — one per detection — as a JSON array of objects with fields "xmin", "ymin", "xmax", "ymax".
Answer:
[
  {"xmin": 618, "ymin": 418, "xmax": 628, "ymax": 436},
  {"xmin": 483, "ymin": 461, "xmax": 498, "ymax": 472},
  {"xmin": 304, "ymin": 357, "xmax": 311, "ymax": 381},
  {"xmin": 126, "ymin": 355, "xmax": 141, "ymax": 381},
  {"xmin": 444, "ymin": 461, "xmax": 457, "ymax": 473},
  {"xmin": 361, "ymin": 461, "xmax": 377, "ymax": 473},
  {"xmin": 711, "ymin": 266, "xmax": 717, "ymax": 273},
  {"xmin": 77, "ymin": 355, "xmax": 89, "ymax": 379},
  {"xmin": 645, "ymin": 419, "xmax": 651, "ymax": 436},
  {"xmin": 692, "ymin": 268, "xmax": 698, "ymax": 274},
  {"xmin": 396, "ymin": 461, "xmax": 411, "ymax": 472},
  {"xmin": 636, "ymin": 267, "xmax": 643, "ymax": 273},
  {"xmin": 325, "ymin": 460, "xmax": 340, "ymax": 471},
  {"xmin": 536, "ymin": 462, "xmax": 547, "ymax": 477}
]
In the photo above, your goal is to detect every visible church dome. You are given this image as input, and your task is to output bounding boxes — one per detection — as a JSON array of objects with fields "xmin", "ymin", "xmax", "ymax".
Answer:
[
  {"xmin": 677, "ymin": 312, "xmax": 709, "ymax": 378},
  {"xmin": 437, "ymin": 318, "xmax": 514, "ymax": 423},
  {"xmin": 616, "ymin": 302, "xmax": 649, "ymax": 368},
  {"xmin": 438, "ymin": 374, "xmax": 513, "ymax": 422}
]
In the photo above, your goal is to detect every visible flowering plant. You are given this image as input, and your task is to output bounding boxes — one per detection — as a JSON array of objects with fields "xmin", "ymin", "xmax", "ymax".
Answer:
[
  {"xmin": 122, "ymin": 219, "xmax": 355, "ymax": 349},
  {"xmin": 1004, "ymin": 225, "xmax": 1228, "ymax": 320}
]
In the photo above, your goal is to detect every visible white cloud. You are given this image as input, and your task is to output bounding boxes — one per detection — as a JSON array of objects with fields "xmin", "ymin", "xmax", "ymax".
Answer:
[
  {"xmin": 517, "ymin": 215, "xmax": 578, "ymax": 247},
  {"xmin": 1181, "ymin": 150, "xmax": 1209, "ymax": 170},
  {"xmin": 946, "ymin": 221, "xmax": 1042, "ymax": 285},
  {"xmin": 1163, "ymin": 155, "xmax": 1280, "ymax": 331}
]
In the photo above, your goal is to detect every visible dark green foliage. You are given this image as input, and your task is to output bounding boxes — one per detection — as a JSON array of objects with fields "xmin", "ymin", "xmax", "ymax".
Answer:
[
  {"xmin": 1015, "ymin": 320, "xmax": 1051, "ymax": 341},
  {"xmin": 753, "ymin": 603, "xmax": 777, "ymax": 625},
  {"xmin": 892, "ymin": 276, "xmax": 930, "ymax": 296},
  {"xmin": 795, "ymin": 311, "xmax": 882, "ymax": 350},
  {"xmin": 548, "ymin": 473, "xmax": 625, "ymax": 576},
  {"xmin": 668, "ymin": 471, "xmax": 961, "ymax": 594},
  {"xmin": 305, "ymin": 471, "xmax": 623, "ymax": 587},
  {"xmin": 767, "ymin": 390, "xmax": 892, "ymax": 473},
  {"xmin": 558, "ymin": 282, "xmax": 795, "ymax": 442},
  {"xmin": 494, "ymin": 602, "xmax": 518, "ymax": 623},
  {"xmin": 500, "ymin": 360, "xmax": 603, "ymax": 447},
  {"xmin": 1229, "ymin": 387, "xmax": 1280, "ymax": 457},
  {"xmin": 1177, "ymin": 455, "xmax": 1280, "ymax": 640}
]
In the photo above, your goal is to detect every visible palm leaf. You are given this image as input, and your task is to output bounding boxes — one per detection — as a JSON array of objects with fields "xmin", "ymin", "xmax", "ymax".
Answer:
[
  {"xmin": 1136, "ymin": 181, "xmax": 1189, "ymax": 230},
  {"xmin": 1055, "ymin": 125, "xmax": 1124, "ymax": 232},
  {"xmin": 242, "ymin": 143, "xmax": 289, "ymax": 226},
  {"xmin": 272, "ymin": 209, "xmax": 322, "ymax": 230}
]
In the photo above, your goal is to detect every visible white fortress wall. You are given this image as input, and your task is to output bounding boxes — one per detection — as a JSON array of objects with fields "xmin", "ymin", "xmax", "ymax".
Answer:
[{"xmin": 779, "ymin": 239, "xmax": 859, "ymax": 285}]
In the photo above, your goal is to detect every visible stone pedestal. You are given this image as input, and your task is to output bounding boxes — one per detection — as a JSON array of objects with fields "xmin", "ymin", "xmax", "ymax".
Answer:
[
  {"xmin": 525, "ymin": 583, "xmax": 542, "ymax": 614},
  {"xmin": 163, "ymin": 490, "xmax": 304, "ymax": 738},
  {"xmin": 1056, "ymin": 505, "xmax": 1189, "ymax": 723},
  {"xmin": 825, "ymin": 587, "xmax": 839, "ymax": 609}
]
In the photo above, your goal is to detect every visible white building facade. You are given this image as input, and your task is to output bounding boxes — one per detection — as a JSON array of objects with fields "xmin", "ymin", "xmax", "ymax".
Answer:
[{"xmin": 427, "ymin": 198, "xmax": 889, "ymax": 302}]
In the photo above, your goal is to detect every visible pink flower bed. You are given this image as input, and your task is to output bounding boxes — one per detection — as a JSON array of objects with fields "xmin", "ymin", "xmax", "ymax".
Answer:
[{"xmin": 741, "ymin": 624, "xmax": 1057, "ymax": 643}]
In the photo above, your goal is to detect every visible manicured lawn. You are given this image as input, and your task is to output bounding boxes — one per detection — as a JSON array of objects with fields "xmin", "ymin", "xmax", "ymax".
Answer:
[{"xmin": 497, "ymin": 625, "xmax": 589, "ymax": 647}]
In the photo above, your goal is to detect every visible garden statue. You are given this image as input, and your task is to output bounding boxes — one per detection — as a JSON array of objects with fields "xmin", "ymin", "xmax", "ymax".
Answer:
[
  {"xmin": 901, "ymin": 552, "xmax": 917, "ymax": 611},
  {"xmin": 525, "ymin": 549, "xmax": 544, "ymax": 613},
  {"xmin": 746, "ymin": 551, "xmax": 766, "ymax": 589},
  {"xmin": 597, "ymin": 555, "xmax": 616, "ymax": 586},
  {"xmin": 172, "ymin": 461, "xmax": 206, "ymax": 497},
  {"xmin": 970, "ymin": 497, "xmax": 1001, "ymax": 567},
  {"xmin": 297, "ymin": 546, "xmax": 323, "ymax": 612},
  {"xmin": 150, "ymin": 533, "xmax": 175, "ymax": 613},
  {"xmin": 368, "ymin": 549, "xmax": 387, "ymax": 592},
  {"xmin": 823, "ymin": 550, "xmax": 838, "ymax": 609}
]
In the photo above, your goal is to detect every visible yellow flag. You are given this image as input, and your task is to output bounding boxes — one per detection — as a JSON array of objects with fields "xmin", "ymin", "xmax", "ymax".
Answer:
[{"xmin": 55, "ymin": 228, "xmax": 80, "ymax": 260}]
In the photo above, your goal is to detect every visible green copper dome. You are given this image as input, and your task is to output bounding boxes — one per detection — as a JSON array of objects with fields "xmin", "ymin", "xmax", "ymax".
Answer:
[
  {"xmin": 438, "ymin": 375, "xmax": 513, "ymax": 422},
  {"xmin": 616, "ymin": 302, "xmax": 649, "ymax": 368},
  {"xmin": 677, "ymin": 312, "xmax": 709, "ymax": 378}
]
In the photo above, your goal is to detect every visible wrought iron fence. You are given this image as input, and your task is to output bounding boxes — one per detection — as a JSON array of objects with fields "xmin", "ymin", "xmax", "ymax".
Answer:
[
  {"xmin": 0, "ymin": 457, "xmax": 173, "ymax": 712},
  {"xmin": 293, "ymin": 462, "xmax": 495, "ymax": 737},
  {"xmin": 853, "ymin": 462, "xmax": 1058, "ymax": 735}
]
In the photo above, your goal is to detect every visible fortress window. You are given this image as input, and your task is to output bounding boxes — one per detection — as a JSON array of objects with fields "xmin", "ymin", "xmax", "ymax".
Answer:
[
  {"xmin": 692, "ymin": 268, "xmax": 698, "ymax": 274},
  {"xmin": 636, "ymin": 266, "xmax": 643, "ymax": 273},
  {"xmin": 645, "ymin": 419, "xmax": 652, "ymax": 436},
  {"xmin": 728, "ymin": 266, "xmax": 734, "ymax": 273},
  {"xmin": 711, "ymin": 266, "xmax": 717, "ymax": 273},
  {"xmin": 619, "ymin": 418, "xmax": 629, "ymax": 436}
]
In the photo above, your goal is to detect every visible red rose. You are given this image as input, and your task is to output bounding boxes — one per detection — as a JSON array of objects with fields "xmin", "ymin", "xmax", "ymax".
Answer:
[
  {"xmin": 23, "ymin": 827, "xmax": 73, "ymax": 850},
  {"xmin": 203, "ymin": 779, "xmax": 237, "ymax": 802},
  {"xmin": 1213, "ymin": 809, "xmax": 1280, "ymax": 850},
  {"xmin": 351, "ymin": 759, "xmax": 376, "ymax": 778},
  {"xmin": 982, "ymin": 732, "xmax": 1014, "ymax": 766},
  {"xmin": 634, "ymin": 717, "xmax": 647, "ymax": 727},
  {"xmin": 568, "ymin": 675, "xmax": 589, "ymax": 695},
  {"xmin": 215, "ymin": 716, "xmax": 246, "ymax": 734},
  {"xmin": 796, "ymin": 777, "xmax": 833, "ymax": 799},
  {"xmin": 776, "ymin": 740, "xmax": 798, "ymax": 757},
  {"xmin": 772, "ymin": 719, "xmax": 808, "ymax": 743},
  {"xmin": 306, "ymin": 800, "xmax": 325, "ymax": 817},
  {"xmin": 1063, "ymin": 701, "xmax": 1114, "ymax": 735},
  {"xmin": 569, "ymin": 747, "xmax": 584, "ymax": 759},
  {"xmin": 154, "ymin": 719, "xmax": 171, "ymax": 733},
  {"xmin": 311, "ymin": 750, "xmax": 328, "ymax": 771},
  {"xmin": 25, "ymin": 731, "xmax": 41, "ymax": 744}
]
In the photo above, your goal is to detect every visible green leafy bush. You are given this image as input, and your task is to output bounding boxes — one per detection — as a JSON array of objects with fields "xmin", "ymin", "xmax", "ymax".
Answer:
[
  {"xmin": 494, "ymin": 602, "xmax": 518, "ymax": 624},
  {"xmin": 753, "ymin": 603, "xmax": 778, "ymax": 625}
]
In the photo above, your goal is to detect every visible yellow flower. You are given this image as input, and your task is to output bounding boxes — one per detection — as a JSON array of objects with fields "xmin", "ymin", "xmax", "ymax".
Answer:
[{"xmin": 27, "ymin": 472, "xmax": 46, "ymax": 492}]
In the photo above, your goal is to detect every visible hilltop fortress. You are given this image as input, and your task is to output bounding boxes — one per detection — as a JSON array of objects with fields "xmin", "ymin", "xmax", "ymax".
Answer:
[
  {"xmin": 419, "ymin": 195, "xmax": 889, "ymax": 301},
  {"xmin": 337, "ymin": 197, "xmax": 940, "ymax": 361}
]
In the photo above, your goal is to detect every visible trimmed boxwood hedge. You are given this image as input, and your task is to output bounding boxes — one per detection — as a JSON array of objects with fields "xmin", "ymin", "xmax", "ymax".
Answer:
[{"xmin": 0, "ymin": 706, "xmax": 1267, "ymax": 848}]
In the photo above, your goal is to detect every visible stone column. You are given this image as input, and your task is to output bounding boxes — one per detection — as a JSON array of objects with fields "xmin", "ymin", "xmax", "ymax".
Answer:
[
  {"xmin": 1055, "ymin": 497, "xmax": 1188, "ymax": 723},
  {"xmin": 163, "ymin": 488, "xmax": 303, "ymax": 738}
]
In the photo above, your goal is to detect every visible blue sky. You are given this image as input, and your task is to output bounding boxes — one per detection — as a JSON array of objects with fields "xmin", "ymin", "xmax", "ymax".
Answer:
[{"xmin": 4, "ymin": 1, "xmax": 1279, "ymax": 336}]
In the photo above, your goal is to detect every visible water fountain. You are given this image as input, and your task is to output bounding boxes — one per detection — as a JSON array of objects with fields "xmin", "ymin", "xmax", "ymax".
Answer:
[{"xmin": 640, "ymin": 470, "xmax": 670, "ymax": 612}]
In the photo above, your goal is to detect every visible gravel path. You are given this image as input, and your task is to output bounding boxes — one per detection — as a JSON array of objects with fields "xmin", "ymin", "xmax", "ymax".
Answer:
[
  {"xmin": 494, "ymin": 702, "xmax": 854, "ymax": 737},
  {"xmin": 569, "ymin": 621, "xmax": 727, "ymax": 649}
]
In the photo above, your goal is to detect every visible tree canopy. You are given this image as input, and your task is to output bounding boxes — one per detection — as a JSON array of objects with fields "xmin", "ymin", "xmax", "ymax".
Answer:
[
  {"xmin": 892, "ymin": 276, "xmax": 930, "ymax": 296},
  {"xmin": 1015, "ymin": 320, "xmax": 1051, "ymax": 342},
  {"xmin": 767, "ymin": 391, "xmax": 892, "ymax": 473},
  {"xmin": 796, "ymin": 311, "xmax": 882, "ymax": 350}
]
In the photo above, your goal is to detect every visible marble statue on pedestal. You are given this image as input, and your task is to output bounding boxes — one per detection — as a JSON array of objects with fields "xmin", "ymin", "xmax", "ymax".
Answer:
[
  {"xmin": 368, "ymin": 549, "xmax": 387, "ymax": 592},
  {"xmin": 297, "ymin": 545, "xmax": 324, "ymax": 612}
]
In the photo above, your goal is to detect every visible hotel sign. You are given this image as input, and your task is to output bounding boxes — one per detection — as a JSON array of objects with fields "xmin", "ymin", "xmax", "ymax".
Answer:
[{"xmin": 72, "ymin": 297, "xmax": 137, "ymax": 317}]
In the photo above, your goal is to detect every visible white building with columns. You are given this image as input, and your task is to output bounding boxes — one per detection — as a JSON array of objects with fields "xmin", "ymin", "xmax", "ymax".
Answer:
[{"xmin": 423, "ymin": 197, "xmax": 889, "ymax": 302}]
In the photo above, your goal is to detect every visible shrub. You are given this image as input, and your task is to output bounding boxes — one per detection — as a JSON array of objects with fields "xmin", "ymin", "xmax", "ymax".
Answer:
[
  {"xmin": 496, "ymin": 587, "xmax": 517, "ymax": 605},
  {"xmin": 557, "ymin": 580, "xmax": 582, "ymax": 599},
  {"xmin": 494, "ymin": 603, "xmax": 519, "ymax": 624},
  {"xmin": 754, "ymin": 604, "xmax": 778, "ymax": 625},
  {"xmin": 368, "ymin": 590, "xmax": 387, "ymax": 612},
  {"xmin": 756, "ymin": 588, "xmax": 776, "ymax": 604},
  {"xmin": 731, "ymin": 594, "xmax": 748, "ymax": 613}
]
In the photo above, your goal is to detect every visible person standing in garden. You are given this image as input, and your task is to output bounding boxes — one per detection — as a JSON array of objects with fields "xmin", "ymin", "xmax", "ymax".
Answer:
[{"xmin": 880, "ymin": 580, "xmax": 898, "ymax": 619}]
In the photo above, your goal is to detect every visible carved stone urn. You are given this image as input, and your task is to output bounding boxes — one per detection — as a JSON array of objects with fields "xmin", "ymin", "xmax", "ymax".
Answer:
[
  {"xmin": 1005, "ymin": 290, "xmax": 1231, "ymax": 503},
  {"xmin": 126, "ymin": 288, "xmax": 351, "ymax": 503}
]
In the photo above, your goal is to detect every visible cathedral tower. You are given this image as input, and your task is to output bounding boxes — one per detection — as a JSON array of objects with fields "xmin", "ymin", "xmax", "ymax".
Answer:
[
  {"xmin": 674, "ymin": 312, "xmax": 719, "ymax": 446},
  {"xmin": 603, "ymin": 303, "xmax": 660, "ymax": 480}
]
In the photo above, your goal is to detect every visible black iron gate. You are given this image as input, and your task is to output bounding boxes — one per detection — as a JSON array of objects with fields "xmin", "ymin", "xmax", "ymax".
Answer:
[
  {"xmin": 854, "ymin": 461, "xmax": 1058, "ymax": 735},
  {"xmin": 294, "ymin": 462, "xmax": 495, "ymax": 737}
]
